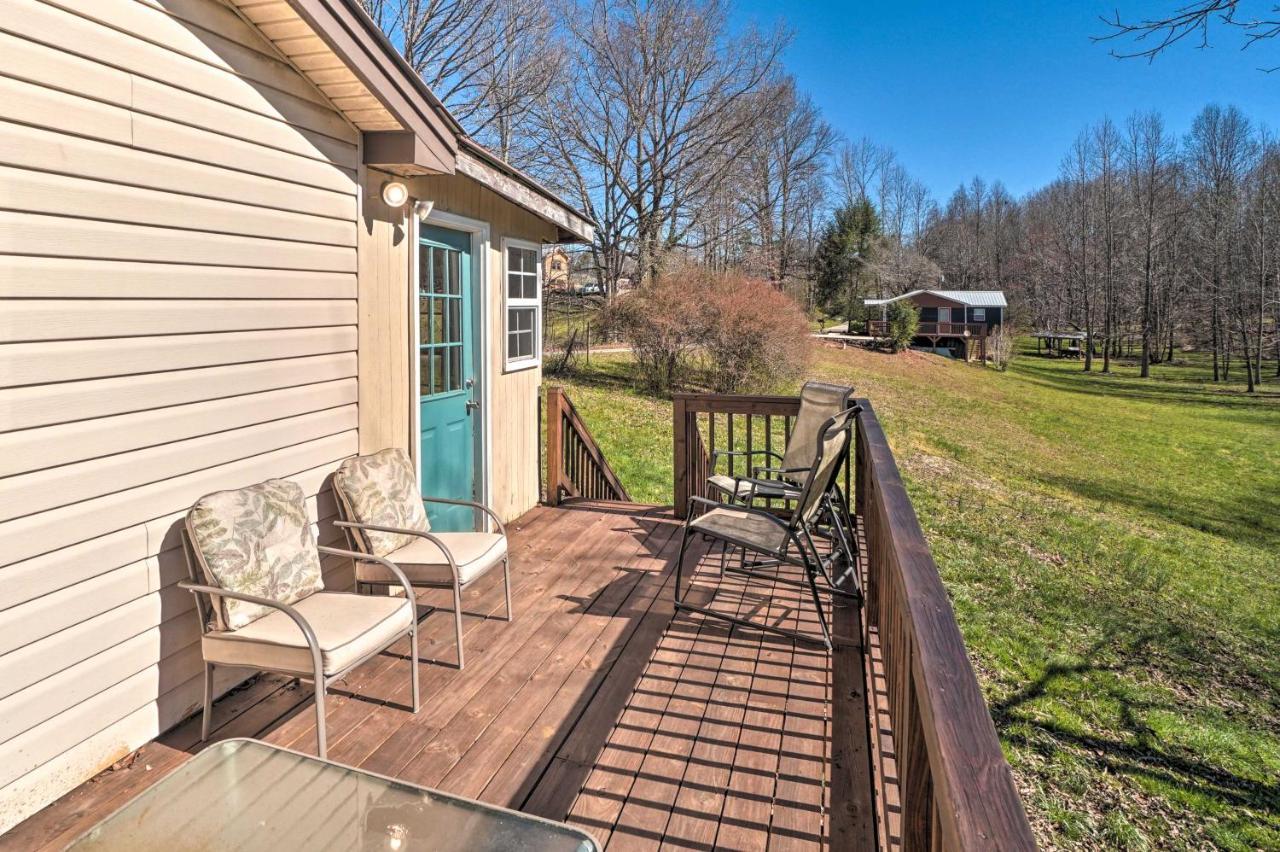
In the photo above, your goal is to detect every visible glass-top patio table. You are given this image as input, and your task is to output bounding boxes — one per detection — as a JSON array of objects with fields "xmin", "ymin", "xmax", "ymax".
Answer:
[{"xmin": 69, "ymin": 738, "xmax": 600, "ymax": 851}]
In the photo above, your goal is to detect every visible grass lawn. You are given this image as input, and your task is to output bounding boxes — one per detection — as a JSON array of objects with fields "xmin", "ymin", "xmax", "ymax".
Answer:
[{"xmin": 548, "ymin": 343, "xmax": 1280, "ymax": 850}]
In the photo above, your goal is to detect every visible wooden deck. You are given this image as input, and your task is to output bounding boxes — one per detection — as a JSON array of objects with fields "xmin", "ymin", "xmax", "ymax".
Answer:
[{"xmin": 6, "ymin": 500, "xmax": 870, "ymax": 851}]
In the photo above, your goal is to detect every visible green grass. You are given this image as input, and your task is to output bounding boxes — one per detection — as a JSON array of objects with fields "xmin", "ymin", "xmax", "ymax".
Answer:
[{"xmin": 550, "ymin": 344, "xmax": 1280, "ymax": 850}]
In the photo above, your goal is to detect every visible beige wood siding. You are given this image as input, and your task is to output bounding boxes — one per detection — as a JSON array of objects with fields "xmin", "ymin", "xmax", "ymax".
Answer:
[
  {"xmin": 356, "ymin": 172, "xmax": 556, "ymax": 524},
  {"xmin": 0, "ymin": 0, "xmax": 358, "ymax": 831}
]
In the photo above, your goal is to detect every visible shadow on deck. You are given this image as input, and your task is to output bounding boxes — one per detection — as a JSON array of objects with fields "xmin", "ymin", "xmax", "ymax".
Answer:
[{"xmin": 8, "ymin": 500, "xmax": 871, "ymax": 851}]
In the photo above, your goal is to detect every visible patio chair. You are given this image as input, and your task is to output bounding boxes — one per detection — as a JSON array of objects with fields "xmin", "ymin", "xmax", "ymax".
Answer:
[
  {"xmin": 675, "ymin": 404, "xmax": 861, "ymax": 649},
  {"xmin": 331, "ymin": 448, "xmax": 511, "ymax": 669},
  {"xmin": 179, "ymin": 478, "xmax": 419, "ymax": 759},
  {"xmin": 705, "ymin": 380, "xmax": 857, "ymax": 584}
]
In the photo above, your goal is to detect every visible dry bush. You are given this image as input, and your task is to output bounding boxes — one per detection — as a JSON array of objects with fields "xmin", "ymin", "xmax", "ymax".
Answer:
[
  {"xmin": 602, "ymin": 264, "xmax": 811, "ymax": 395},
  {"xmin": 697, "ymin": 270, "xmax": 811, "ymax": 393},
  {"xmin": 600, "ymin": 273, "xmax": 707, "ymax": 393},
  {"xmin": 990, "ymin": 324, "xmax": 1016, "ymax": 371}
]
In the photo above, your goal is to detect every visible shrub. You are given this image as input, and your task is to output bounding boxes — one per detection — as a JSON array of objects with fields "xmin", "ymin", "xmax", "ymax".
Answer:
[
  {"xmin": 990, "ymin": 324, "xmax": 1016, "ymax": 371},
  {"xmin": 600, "ymin": 273, "xmax": 706, "ymax": 393},
  {"xmin": 698, "ymin": 271, "xmax": 811, "ymax": 393},
  {"xmin": 885, "ymin": 300, "xmax": 919, "ymax": 352},
  {"xmin": 601, "ymin": 263, "xmax": 811, "ymax": 395}
]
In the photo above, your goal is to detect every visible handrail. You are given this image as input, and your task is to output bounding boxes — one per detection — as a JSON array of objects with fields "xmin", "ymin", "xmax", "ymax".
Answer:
[
  {"xmin": 856, "ymin": 398, "xmax": 1036, "ymax": 850},
  {"xmin": 545, "ymin": 386, "xmax": 630, "ymax": 505},
  {"xmin": 674, "ymin": 392, "xmax": 845, "ymax": 518},
  {"xmin": 867, "ymin": 320, "xmax": 987, "ymax": 337}
]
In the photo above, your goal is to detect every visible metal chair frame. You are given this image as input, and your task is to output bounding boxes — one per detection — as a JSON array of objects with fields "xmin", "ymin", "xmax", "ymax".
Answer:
[
  {"xmin": 675, "ymin": 405, "xmax": 861, "ymax": 650},
  {"xmin": 334, "ymin": 495, "xmax": 512, "ymax": 670},
  {"xmin": 180, "ymin": 533, "xmax": 419, "ymax": 760}
]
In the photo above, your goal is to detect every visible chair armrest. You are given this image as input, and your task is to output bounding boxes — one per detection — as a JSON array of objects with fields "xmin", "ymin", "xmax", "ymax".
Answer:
[
  {"xmin": 710, "ymin": 449, "xmax": 784, "ymax": 471},
  {"xmin": 332, "ymin": 520, "xmax": 460, "ymax": 576},
  {"xmin": 317, "ymin": 545, "xmax": 416, "ymax": 602},
  {"xmin": 687, "ymin": 495, "xmax": 791, "ymax": 530},
  {"xmin": 419, "ymin": 496, "xmax": 506, "ymax": 536},
  {"xmin": 177, "ymin": 581, "xmax": 323, "ymax": 676},
  {"xmin": 752, "ymin": 465, "xmax": 808, "ymax": 479}
]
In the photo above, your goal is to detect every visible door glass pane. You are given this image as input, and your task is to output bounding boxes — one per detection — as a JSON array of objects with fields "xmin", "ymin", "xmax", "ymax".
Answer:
[
  {"xmin": 449, "ymin": 344, "xmax": 462, "ymax": 390},
  {"xmin": 432, "ymin": 247, "xmax": 446, "ymax": 294},
  {"xmin": 433, "ymin": 349, "xmax": 445, "ymax": 394},
  {"xmin": 431, "ymin": 298, "xmax": 445, "ymax": 343},
  {"xmin": 418, "ymin": 245, "xmax": 431, "ymax": 295},
  {"xmin": 448, "ymin": 298, "xmax": 461, "ymax": 343},
  {"xmin": 449, "ymin": 251, "xmax": 461, "ymax": 295}
]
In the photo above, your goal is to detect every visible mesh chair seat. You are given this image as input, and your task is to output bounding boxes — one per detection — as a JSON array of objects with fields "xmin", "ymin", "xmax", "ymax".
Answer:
[
  {"xmin": 689, "ymin": 505, "xmax": 790, "ymax": 556},
  {"xmin": 707, "ymin": 474, "xmax": 799, "ymax": 502}
]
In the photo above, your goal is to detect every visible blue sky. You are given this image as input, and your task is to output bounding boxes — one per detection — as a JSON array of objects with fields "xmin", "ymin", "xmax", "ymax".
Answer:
[{"xmin": 731, "ymin": 0, "xmax": 1277, "ymax": 202}]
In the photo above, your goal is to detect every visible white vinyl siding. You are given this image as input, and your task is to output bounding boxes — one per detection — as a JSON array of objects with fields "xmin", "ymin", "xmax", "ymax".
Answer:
[
  {"xmin": 504, "ymin": 240, "xmax": 542, "ymax": 370},
  {"xmin": 0, "ymin": 0, "xmax": 358, "ymax": 831}
]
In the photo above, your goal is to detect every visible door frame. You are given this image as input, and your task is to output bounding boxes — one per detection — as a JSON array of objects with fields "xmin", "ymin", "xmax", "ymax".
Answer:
[{"xmin": 409, "ymin": 206, "xmax": 493, "ymax": 524}]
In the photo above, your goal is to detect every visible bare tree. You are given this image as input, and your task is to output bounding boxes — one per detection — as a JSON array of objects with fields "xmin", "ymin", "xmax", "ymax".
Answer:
[
  {"xmin": 1096, "ymin": 2, "xmax": 1280, "ymax": 68},
  {"xmin": 1185, "ymin": 104, "xmax": 1254, "ymax": 382},
  {"xmin": 834, "ymin": 137, "xmax": 893, "ymax": 208},
  {"xmin": 531, "ymin": 0, "xmax": 787, "ymax": 290},
  {"xmin": 363, "ymin": 0, "xmax": 561, "ymax": 162},
  {"xmin": 1124, "ymin": 111, "xmax": 1177, "ymax": 377}
]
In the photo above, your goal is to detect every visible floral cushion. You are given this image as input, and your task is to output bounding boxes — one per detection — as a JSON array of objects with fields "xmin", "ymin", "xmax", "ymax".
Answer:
[
  {"xmin": 187, "ymin": 479, "xmax": 325, "ymax": 630},
  {"xmin": 333, "ymin": 448, "xmax": 429, "ymax": 557}
]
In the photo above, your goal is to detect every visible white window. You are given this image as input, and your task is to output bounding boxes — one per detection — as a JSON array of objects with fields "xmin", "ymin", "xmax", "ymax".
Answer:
[
  {"xmin": 972, "ymin": 308, "xmax": 986, "ymax": 322},
  {"xmin": 504, "ymin": 239, "xmax": 541, "ymax": 370}
]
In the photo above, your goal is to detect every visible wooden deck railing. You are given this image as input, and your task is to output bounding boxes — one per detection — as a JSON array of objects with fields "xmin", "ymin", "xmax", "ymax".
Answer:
[
  {"xmin": 673, "ymin": 391, "xmax": 1035, "ymax": 851},
  {"xmin": 867, "ymin": 320, "xmax": 986, "ymax": 337},
  {"xmin": 672, "ymin": 392, "xmax": 851, "ymax": 516},
  {"xmin": 544, "ymin": 386, "xmax": 631, "ymax": 505}
]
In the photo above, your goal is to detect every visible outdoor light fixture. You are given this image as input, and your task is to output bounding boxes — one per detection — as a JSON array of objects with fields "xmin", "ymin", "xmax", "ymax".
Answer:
[
  {"xmin": 381, "ymin": 180, "xmax": 409, "ymax": 208},
  {"xmin": 415, "ymin": 199, "xmax": 435, "ymax": 222}
]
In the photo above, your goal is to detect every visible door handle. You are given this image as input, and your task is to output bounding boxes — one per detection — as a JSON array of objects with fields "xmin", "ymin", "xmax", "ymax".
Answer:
[{"xmin": 466, "ymin": 399, "xmax": 480, "ymax": 414}]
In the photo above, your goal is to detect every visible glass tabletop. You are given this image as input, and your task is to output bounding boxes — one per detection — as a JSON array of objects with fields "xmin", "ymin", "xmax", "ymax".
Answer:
[{"xmin": 70, "ymin": 739, "xmax": 599, "ymax": 852}]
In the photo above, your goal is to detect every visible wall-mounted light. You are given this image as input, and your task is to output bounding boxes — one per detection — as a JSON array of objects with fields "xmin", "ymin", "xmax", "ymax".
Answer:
[
  {"xmin": 381, "ymin": 180, "xmax": 409, "ymax": 208},
  {"xmin": 415, "ymin": 200, "xmax": 435, "ymax": 223}
]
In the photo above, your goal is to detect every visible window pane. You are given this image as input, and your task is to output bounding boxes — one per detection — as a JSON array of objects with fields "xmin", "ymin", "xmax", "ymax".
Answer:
[
  {"xmin": 507, "ymin": 247, "xmax": 520, "ymax": 272},
  {"xmin": 508, "ymin": 273, "xmax": 524, "ymax": 300},
  {"xmin": 449, "ymin": 251, "xmax": 461, "ymax": 295},
  {"xmin": 522, "ymin": 275, "xmax": 538, "ymax": 300}
]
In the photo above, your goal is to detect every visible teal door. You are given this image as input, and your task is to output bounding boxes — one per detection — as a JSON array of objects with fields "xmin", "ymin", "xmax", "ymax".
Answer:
[{"xmin": 418, "ymin": 225, "xmax": 478, "ymax": 531}]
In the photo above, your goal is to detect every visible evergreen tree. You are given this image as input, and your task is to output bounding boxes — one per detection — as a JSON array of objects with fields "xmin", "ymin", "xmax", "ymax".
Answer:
[{"xmin": 814, "ymin": 200, "xmax": 881, "ymax": 328}]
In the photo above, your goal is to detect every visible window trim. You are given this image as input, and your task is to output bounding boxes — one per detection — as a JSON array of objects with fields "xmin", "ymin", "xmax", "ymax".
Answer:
[{"xmin": 503, "ymin": 237, "xmax": 542, "ymax": 371}]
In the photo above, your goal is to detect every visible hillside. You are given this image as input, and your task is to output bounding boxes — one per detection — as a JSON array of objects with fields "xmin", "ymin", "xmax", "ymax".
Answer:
[{"xmin": 552, "ymin": 344, "xmax": 1280, "ymax": 849}]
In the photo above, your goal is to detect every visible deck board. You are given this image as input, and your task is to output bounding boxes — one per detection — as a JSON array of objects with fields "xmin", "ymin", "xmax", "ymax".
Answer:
[{"xmin": 4, "ymin": 501, "xmax": 874, "ymax": 851}]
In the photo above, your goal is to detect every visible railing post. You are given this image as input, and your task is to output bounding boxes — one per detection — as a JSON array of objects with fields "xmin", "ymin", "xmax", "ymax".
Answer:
[
  {"xmin": 673, "ymin": 394, "xmax": 689, "ymax": 519},
  {"xmin": 545, "ymin": 386, "xmax": 564, "ymax": 506}
]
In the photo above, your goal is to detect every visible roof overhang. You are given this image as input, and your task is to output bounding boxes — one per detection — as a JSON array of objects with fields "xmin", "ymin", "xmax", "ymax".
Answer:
[
  {"xmin": 284, "ymin": 0, "xmax": 457, "ymax": 174},
  {"xmin": 260, "ymin": 0, "xmax": 595, "ymax": 240},
  {"xmin": 457, "ymin": 145, "xmax": 596, "ymax": 243}
]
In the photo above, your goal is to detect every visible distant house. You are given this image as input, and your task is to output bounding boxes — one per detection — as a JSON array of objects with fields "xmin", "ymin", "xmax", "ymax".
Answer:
[
  {"xmin": 544, "ymin": 246, "xmax": 572, "ymax": 290},
  {"xmin": 865, "ymin": 290, "xmax": 1007, "ymax": 360}
]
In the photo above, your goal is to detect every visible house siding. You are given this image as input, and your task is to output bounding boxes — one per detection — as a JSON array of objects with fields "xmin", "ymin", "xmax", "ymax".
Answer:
[{"xmin": 0, "ymin": 0, "xmax": 359, "ymax": 831}]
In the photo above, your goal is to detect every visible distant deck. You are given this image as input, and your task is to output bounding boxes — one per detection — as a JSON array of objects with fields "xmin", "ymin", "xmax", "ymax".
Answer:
[{"xmin": 7, "ymin": 500, "xmax": 867, "ymax": 850}]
